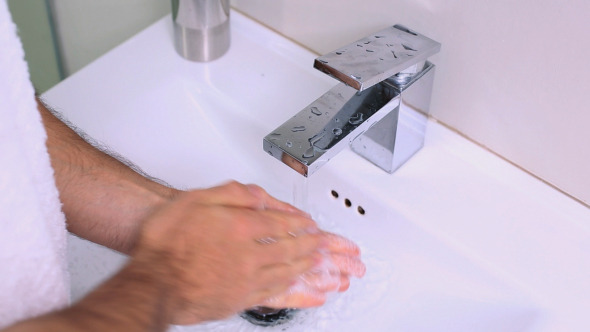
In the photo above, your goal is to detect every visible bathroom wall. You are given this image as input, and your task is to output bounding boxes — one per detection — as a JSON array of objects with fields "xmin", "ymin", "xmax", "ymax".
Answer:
[
  {"xmin": 232, "ymin": 0, "xmax": 590, "ymax": 206},
  {"xmin": 43, "ymin": 0, "xmax": 590, "ymax": 206},
  {"xmin": 48, "ymin": 0, "xmax": 170, "ymax": 75},
  {"xmin": 7, "ymin": 0, "xmax": 62, "ymax": 93}
]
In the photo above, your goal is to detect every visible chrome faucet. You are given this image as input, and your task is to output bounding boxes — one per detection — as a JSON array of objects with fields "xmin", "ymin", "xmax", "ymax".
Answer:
[{"xmin": 263, "ymin": 25, "xmax": 441, "ymax": 177}]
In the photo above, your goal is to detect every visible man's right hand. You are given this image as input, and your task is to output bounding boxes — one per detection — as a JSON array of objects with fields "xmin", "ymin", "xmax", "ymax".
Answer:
[{"xmin": 133, "ymin": 181, "xmax": 324, "ymax": 325}]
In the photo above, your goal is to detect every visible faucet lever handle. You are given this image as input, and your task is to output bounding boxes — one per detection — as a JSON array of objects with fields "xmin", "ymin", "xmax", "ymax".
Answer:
[{"xmin": 313, "ymin": 25, "xmax": 441, "ymax": 91}]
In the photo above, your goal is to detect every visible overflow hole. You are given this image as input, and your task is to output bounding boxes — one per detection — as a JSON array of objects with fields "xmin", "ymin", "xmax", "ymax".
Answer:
[
  {"xmin": 331, "ymin": 190, "xmax": 339, "ymax": 198},
  {"xmin": 344, "ymin": 198, "xmax": 352, "ymax": 208},
  {"xmin": 357, "ymin": 206, "xmax": 366, "ymax": 215}
]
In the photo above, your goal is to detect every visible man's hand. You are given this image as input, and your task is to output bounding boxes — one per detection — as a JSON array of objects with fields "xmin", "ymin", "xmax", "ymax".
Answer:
[
  {"xmin": 5, "ymin": 182, "xmax": 326, "ymax": 331},
  {"xmin": 133, "ymin": 181, "xmax": 325, "ymax": 325},
  {"xmin": 261, "ymin": 231, "xmax": 366, "ymax": 309}
]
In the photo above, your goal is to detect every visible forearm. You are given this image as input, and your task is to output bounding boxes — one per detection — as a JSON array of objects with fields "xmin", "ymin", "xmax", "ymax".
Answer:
[
  {"xmin": 5, "ymin": 258, "xmax": 172, "ymax": 332},
  {"xmin": 38, "ymin": 99, "xmax": 178, "ymax": 254}
]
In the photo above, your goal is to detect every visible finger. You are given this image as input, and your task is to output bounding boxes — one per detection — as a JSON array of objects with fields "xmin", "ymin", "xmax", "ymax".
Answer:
[
  {"xmin": 338, "ymin": 275, "xmax": 351, "ymax": 292},
  {"xmin": 246, "ymin": 253, "xmax": 321, "ymax": 306},
  {"xmin": 297, "ymin": 269, "xmax": 341, "ymax": 293},
  {"xmin": 257, "ymin": 252, "xmax": 322, "ymax": 287},
  {"xmin": 263, "ymin": 289, "xmax": 327, "ymax": 309},
  {"xmin": 246, "ymin": 184, "xmax": 310, "ymax": 217},
  {"xmin": 251, "ymin": 209, "xmax": 319, "ymax": 240},
  {"xmin": 321, "ymin": 231, "xmax": 361, "ymax": 256},
  {"xmin": 327, "ymin": 253, "xmax": 366, "ymax": 278},
  {"xmin": 251, "ymin": 232, "xmax": 323, "ymax": 268}
]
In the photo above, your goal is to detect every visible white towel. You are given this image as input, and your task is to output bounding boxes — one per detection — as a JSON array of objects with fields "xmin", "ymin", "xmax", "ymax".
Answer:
[{"xmin": 0, "ymin": 0, "xmax": 70, "ymax": 328}]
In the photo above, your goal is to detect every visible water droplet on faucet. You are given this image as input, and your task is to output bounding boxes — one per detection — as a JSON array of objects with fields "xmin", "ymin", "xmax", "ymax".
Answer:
[
  {"xmin": 291, "ymin": 126, "xmax": 306, "ymax": 132},
  {"xmin": 351, "ymin": 74, "xmax": 362, "ymax": 80},
  {"xmin": 332, "ymin": 128, "xmax": 342, "ymax": 135},
  {"xmin": 302, "ymin": 147, "xmax": 315, "ymax": 159},
  {"xmin": 309, "ymin": 132, "xmax": 326, "ymax": 146},
  {"xmin": 349, "ymin": 113, "xmax": 364, "ymax": 125},
  {"xmin": 286, "ymin": 141, "xmax": 293, "ymax": 148},
  {"xmin": 310, "ymin": 107, "xmax": 322, "ymax": 116}
]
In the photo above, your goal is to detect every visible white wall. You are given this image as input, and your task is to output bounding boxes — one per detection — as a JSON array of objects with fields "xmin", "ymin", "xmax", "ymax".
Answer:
[
  {"xmin": 48, "ymin": 0, "xmax": 590, "ymax": 206},
  {"xmin": 49, "ymin": 0, "xmax": 170, "ymax": 75},
  {"xmin": 233, "ymin": 0, "xmax": 590, "ymax": 206}
]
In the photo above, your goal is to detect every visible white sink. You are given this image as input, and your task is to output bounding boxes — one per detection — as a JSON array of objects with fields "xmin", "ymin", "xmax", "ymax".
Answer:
[{"xmin": 43, "ymin": 11, "xmax": 590, "ymax": 332}]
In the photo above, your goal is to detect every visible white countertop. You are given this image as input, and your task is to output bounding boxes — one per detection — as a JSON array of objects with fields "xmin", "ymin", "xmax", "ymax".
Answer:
[{"xmin": 43, "ymin": 11, "xmax": 590, "ymax": 332}]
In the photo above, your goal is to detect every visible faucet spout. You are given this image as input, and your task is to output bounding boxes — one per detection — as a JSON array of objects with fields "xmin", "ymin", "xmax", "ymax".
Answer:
[
  {"xmin": 263, "ymin": 81, "xmax": 399, "ymax": 176},
  {"xmin": 263, "ymin": 25, "xmax": 440, "ymax": 177}
]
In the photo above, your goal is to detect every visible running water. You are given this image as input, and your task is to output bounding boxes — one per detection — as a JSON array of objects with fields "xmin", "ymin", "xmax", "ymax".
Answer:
[{"xmin": 292, "ymin": 176, "xmax": 309, "ymax": 213}]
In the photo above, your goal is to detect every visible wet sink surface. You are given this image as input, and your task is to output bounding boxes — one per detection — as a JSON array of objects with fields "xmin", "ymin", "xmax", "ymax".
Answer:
[{"xmin": 43, "ymin": 11, "xmax": 590, "ymax": 332}]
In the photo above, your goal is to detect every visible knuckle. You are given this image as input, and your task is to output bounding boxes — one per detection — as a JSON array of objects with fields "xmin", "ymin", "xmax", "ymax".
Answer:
[{"xmin": 225, "ymin": 180, "xmax": 246, "ymax": 193}]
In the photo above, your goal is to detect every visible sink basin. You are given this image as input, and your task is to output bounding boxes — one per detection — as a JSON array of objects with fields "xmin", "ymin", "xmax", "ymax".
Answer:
[
  {"xmin": 43, "ymin": 10, "xmax": 590, "ymax": 332},
  {"xmin": 170, "ymin": 171, "xmax": 539, "ymax": 332}
]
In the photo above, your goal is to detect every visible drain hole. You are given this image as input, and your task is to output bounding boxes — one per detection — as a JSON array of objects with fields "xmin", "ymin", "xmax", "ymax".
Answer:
[
  {"xmin": 357, "ymin": 206, "xmax": 366, "ymax": 215},
  {"xmin": 344, "ymin": 198, "xmax": 352, "ymax": 207},
  {"xmin": 331, "ymin": 190, "xmax": 339, "ymax": 198},
  {"xmin": 241, "ymin": 307, "xmax": 296, "ymax": 327}
]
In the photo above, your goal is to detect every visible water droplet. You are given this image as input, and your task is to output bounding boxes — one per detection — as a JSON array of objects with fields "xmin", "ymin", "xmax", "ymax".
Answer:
[
  {"xmin": 402, "ymin": 44, "xmax": 417, "ymax": 52},
  {"xmin": 364, "ymin": 41, "xmax": 371, "ymax": 45},
  {"xmin": 335, "ymin": 118, "xmax": 340, "ymax": 123},
  {"xmin": 332, "ymin": 128, "xmax": 342, "ymax": 135},
  {"xmin": 286, "ymin": 141, "xmax": 293, "ymax": 147},
  {"xmin": 309, "ymin": 132, "xmax": 326, "ymax": 146},
  {"xmin": 268, "ymin": 151, "xmax": 273, "ymax": 156},
  {"xmin": 318, "ymin": 59, "xmax": 329, "ymax": 64},
  {"xmin": 335, "ymin": 51, "xmax": 344, "ymax": 55},
  {"xmin": 349, "ymin": 113, "xmax": 364, "ymax": 125},
  {"xmin": 351, "ymin": 74, "xmax": 362, "ymax": 80},
  {"xmin": 356, "ymin": 44, "xmax": 363, "ymax": 48},
  {"xmin": 375, "ymin": 35, "xmax": 385, "ymax": 39},
  {"xmin": 366, "ymin": 49, "xmax": 374, "ymax": 53},
  {"xmin": 302, "ymin": 147, "xmax": 315, "ymax": 159},
  {"xmin": 310, "ymin": 107, "xmax": 322, "ymax": 116},
  {"xmin": 291, "ymin": 126, "xmax": 306, "ymax": 132},
  {"xmin": 325, "ymin": 112, "xmax": 330, "ymax": 116},
  {"xmin": 302, "ymin": 160, "xmax": 309, "ymax": 165}
]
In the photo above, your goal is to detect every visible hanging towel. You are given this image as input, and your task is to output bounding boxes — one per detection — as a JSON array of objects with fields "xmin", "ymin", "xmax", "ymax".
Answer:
[{"xmin": 0, "ymin": 0, "xmax": 70, "ymax": 328}]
